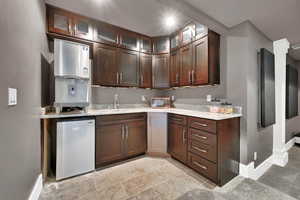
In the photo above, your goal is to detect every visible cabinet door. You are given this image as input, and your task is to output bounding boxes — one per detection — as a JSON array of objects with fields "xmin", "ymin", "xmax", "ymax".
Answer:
[
  {"xmin": 140, "ymin": 37, "xmax": 152, "ymax": 53},
  {"xmin": 95, "ymin": 124, "xmax": 124, "ymax": 167},
  {"xmin": 120, "ymin": 31, "xmax": 139, "ymax": 51},
  {"xmin": 94, "ymin": 22, "xmax": 118, "ymax": 45},
  {"xmin": 152, "ymin": 54, "xmax": 170, "ymax": 89},
  {"xmin": 170, "ymin": 50, "xmax": 180, "ymax": 87},
  {"xmin": 125, "ymin": 120, "xmax": 147, "ymax": 157},
  {"xmin": 48, "ymin": 6, "xmax": 73, "ymax": 36},
  {"xmin": 193, "ymin": 37, "xmax": 209, "ymax": 85},
  {"xmin": 168, "ymin": 122, "xmax": 187, "ymax": 163},
  {"xmin": 170, "ymin": 33, "xmax": 180, "ymax": 50},
  {"xmin": 73, "ymin": 16, "xmax": 93, "ymax": 40},
  {"xmin": 181, "ymin": 24, "xmax": 195, "ymax": 46},
  {"xmin": 180, "ymin": 44, "xmax": 193, "ymax": 86},
  {"xmin": 153, "ymin": 36, "xmax": 170, "ymax": 54},
  {"xmin": 140, "ymin": 53, "xmax": 152, "ymax": 88},
  {"xmin": 118, "ymin": 49, "xmax": 140, "ymax": 87},
  {"xmin": 195, "ymin": 23, "xmax": 208, "ymax": 40},
  {"xmin": 93, "ymin": 43, "xmax": 118, "ymax": 86}
]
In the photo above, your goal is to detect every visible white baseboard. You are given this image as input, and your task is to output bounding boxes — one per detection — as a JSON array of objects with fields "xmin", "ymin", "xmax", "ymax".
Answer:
[
  {"xmin": 28, "ymin": 174, "xmax": 43, "ymax": 200},
  {"xmin": 239, "ymin": 162, "xmax": 254, "ymax": 178},
  {"xmin": 285, "ymin": 138, "xmax": 296, "ymax": 151},
  {"xmin": 239, "ymin": 155, "xmax": 274, "ymax": 180}
]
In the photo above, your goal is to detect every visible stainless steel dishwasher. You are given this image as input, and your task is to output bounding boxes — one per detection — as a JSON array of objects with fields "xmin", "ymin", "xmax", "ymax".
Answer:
[{"xmin": 56, "ymin": 119, "xmax": 95, "ymax": 180}]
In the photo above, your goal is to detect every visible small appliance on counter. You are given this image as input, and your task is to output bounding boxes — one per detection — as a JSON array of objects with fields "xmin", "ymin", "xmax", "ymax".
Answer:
[
  {"xmin": 54, "ymin": 39, "xmax": 90, "ymax": 113},
  {"xmin": 151, "ymin": 97, "xmax": 171, "ymax": 108}
]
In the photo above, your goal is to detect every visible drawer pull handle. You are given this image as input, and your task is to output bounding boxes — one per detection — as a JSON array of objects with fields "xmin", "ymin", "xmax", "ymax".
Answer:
[
  {"xmin": 194, "ymin": 134, "xmax": 207, "ymax": 140},
  {"xmin": 193, "ymin": 122, "xmax": 208, "ymax": 127},
  {"xmin": 193, "ymin": 161, "xmax": 207, "ymax": 170},
  {"xmin": 192, "ymin": 146, "xmax": 207, "ymax": 153}
]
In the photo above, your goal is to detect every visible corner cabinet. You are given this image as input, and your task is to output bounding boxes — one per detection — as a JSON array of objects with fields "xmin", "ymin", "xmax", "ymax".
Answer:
[
  {"xmin": 168, "ymin": 114, "xmax": 240, "ymax": 186},
  {"xmin": 118, "ymin": 49, "xmax": 140, "ymax": 87},
  {"xmin": 152, "ymin": 54, "xmax": 170, "ymax": 89},
  {"xmin": 96, "ymin": 113, "xmax": 147, "ymax": 168},
  {"xmin": 170, "ymin": 50, "xmax": 180, "ymax": 87}
]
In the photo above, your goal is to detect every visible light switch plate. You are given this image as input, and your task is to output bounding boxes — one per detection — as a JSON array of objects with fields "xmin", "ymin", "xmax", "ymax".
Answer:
[{"xmin": 8, "ymin": 88, "xmax": 17, "ymax": 106}]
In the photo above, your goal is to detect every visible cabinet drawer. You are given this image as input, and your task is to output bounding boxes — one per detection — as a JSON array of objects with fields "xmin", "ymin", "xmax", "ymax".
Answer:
[
  {"xmin": 189, "ymin": 128, "xmax": 216, "ymax": 145},
  {"xmin": 188, "ymin": 152, "xmax": 217, "ymax": 182},
  {"xmin": 96, "ymin": 113, "xmax": 146, "ymax": 126},
  {"xmin": 189, "ymin": 117, "xmax": 216, "ymax": 133},
  {"xmin": 188, "ymin": 140, "xmax": 216, "ymax": 162},
  {"xmin": 168, "ymin": 114, "xmax": 187, "ymax": 125}
]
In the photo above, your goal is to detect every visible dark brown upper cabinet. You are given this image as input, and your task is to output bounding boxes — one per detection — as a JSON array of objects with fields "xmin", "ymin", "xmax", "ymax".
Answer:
[
  {"xmin": 153, "ymin": 36, "xmax": 170, "ymax": 54},
  {"xmin": 170, "ymin": 50, "xmax": 180, "ymax": 87},
  {"xmin": 94, "ymin": 22, "xmax": 118, "ymax": 45},
  {"xmin": 139, "ymin": 53, "xmax": 152, "ymax": 88},
  {"xmin": 192, "ymin": 37, "xmax": 209, "ymax": 85},
  {"xmin": 47, "ymin": 6, "xmax": 73, "ymax": 36},
  {"xmin": 152, "ymin": 54, "xmax": 170, "ymax": 89},
  {"xmin": 193, "ymin": 31, "xmax": 220, "ymax": 85},
  {"xmin": 119, "ymin": 31, "xmax": 139, "ymax": 51},
  {"xmin": 181, "ymin": 24, "xmax": 195, "ymax": 46},
  {"xmin": 180, "ymin": 43, "xmax": 193, "ymax": 86},
  {"xmin": 170, "ymin": 32, "xmax": 180, "ymax": 51},
  {"xmin": 93, "ymin": 43, "xmax": 118, "ymax": 86},
  {"xmin": 118, "ymin": 49, "xmax": 140, "ymax": 87},
  {"xmin": 46, "ymin": 5, "xmax": 220, "ymax": 89},
  {"xmin": 140, "ymin": 36, "xmax": 152, "ymax": 53},
  {"xmin": 73, "ymin": 16, "xmax": 93, "ymax": 40}
]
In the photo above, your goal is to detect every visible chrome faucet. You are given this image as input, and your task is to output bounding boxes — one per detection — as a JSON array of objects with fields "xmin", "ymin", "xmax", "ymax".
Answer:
[{"xmin": 113, "ymin": 94, "xmax": 120, "ymax": 109}]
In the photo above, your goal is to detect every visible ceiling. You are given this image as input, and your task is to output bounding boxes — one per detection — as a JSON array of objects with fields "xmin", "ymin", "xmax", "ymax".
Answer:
[
  {"xmin": 45, "ymin": 0, "xmax": 300, "ymax": 60},
  {"xmin": 184, "ymin": 0, "xmax": 300, "ymax": 60},
  {"xmin": 45, "ymin": 0, "xmax": 191, "ymax": 36}
]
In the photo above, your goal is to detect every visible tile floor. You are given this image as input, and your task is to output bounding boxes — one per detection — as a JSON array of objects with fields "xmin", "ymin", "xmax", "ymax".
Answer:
[{"xmin": 40, "ymin": 146, "xmax": 300, "ymax": 200}]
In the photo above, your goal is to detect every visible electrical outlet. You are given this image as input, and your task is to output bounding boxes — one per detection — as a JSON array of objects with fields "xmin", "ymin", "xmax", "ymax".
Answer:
[{"xmin": 254, "ymin": 152, "xmax": 257, "ymax": 161}]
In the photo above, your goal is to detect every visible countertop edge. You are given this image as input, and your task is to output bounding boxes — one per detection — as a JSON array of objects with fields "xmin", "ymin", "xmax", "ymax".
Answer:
[{"xmin": 40, "ymin": 108, "xmax": 242, "ymax": 121}]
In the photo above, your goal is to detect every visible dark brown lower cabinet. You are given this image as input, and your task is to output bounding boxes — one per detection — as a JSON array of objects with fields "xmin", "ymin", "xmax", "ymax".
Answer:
[
  {"xmin": 168, "ymin": 114, "xmax": 240, "ymax": 186},
  {"xmin": 168, "ymin": 122, "xmax": 187, "ymax": 163},
  {"xmin": 95, "ymin": 123, "xmax": 124, "ymax": 165},
  {"xmin": 96, "ymin": 113, "xmax": 147, "ymax": 168}
]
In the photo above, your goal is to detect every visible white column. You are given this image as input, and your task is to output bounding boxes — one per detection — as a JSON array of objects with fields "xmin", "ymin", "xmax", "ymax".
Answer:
[{"xmin": 273, "ymin": 39, "xmax": 290, "ymax": 167}]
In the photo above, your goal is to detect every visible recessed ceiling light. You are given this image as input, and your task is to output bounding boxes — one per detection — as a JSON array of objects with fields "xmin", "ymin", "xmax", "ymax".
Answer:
[{"xmin": 165, "ymin": 16, "xmax": 176, "ymax": 28}]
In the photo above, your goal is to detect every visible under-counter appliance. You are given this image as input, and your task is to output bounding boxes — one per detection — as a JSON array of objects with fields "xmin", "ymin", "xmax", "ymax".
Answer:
[
  {"xmin": 56, "ymin": 119, "xmax": 95, "ymax": 180},
  {"xmin": 54, "ymin": 39, "xmax": 90, "ymax": 112}
]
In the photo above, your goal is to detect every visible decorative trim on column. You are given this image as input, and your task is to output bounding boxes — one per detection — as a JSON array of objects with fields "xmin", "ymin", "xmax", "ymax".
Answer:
[{"xmin": 273, "ymin": 39, "xmax": 290, "ymax": 55}]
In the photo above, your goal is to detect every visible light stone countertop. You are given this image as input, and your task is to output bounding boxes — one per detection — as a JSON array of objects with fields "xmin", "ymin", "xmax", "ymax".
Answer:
[{"xmin": 40, "ymin": 107, "xmax": 242, "ymax": 120}]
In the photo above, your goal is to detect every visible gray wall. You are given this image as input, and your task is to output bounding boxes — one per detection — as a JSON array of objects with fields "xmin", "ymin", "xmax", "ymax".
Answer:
[
  {"xmin": 286, "ymin": 56, "xmax": 300, "ymax": 142},
  {"xmin": 0, "ymin": 0, "xmax": 48, "ymax": 199},
  {"xmin": 226, "ymin": 21, "xmax": 274, "ymax": 166}
]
